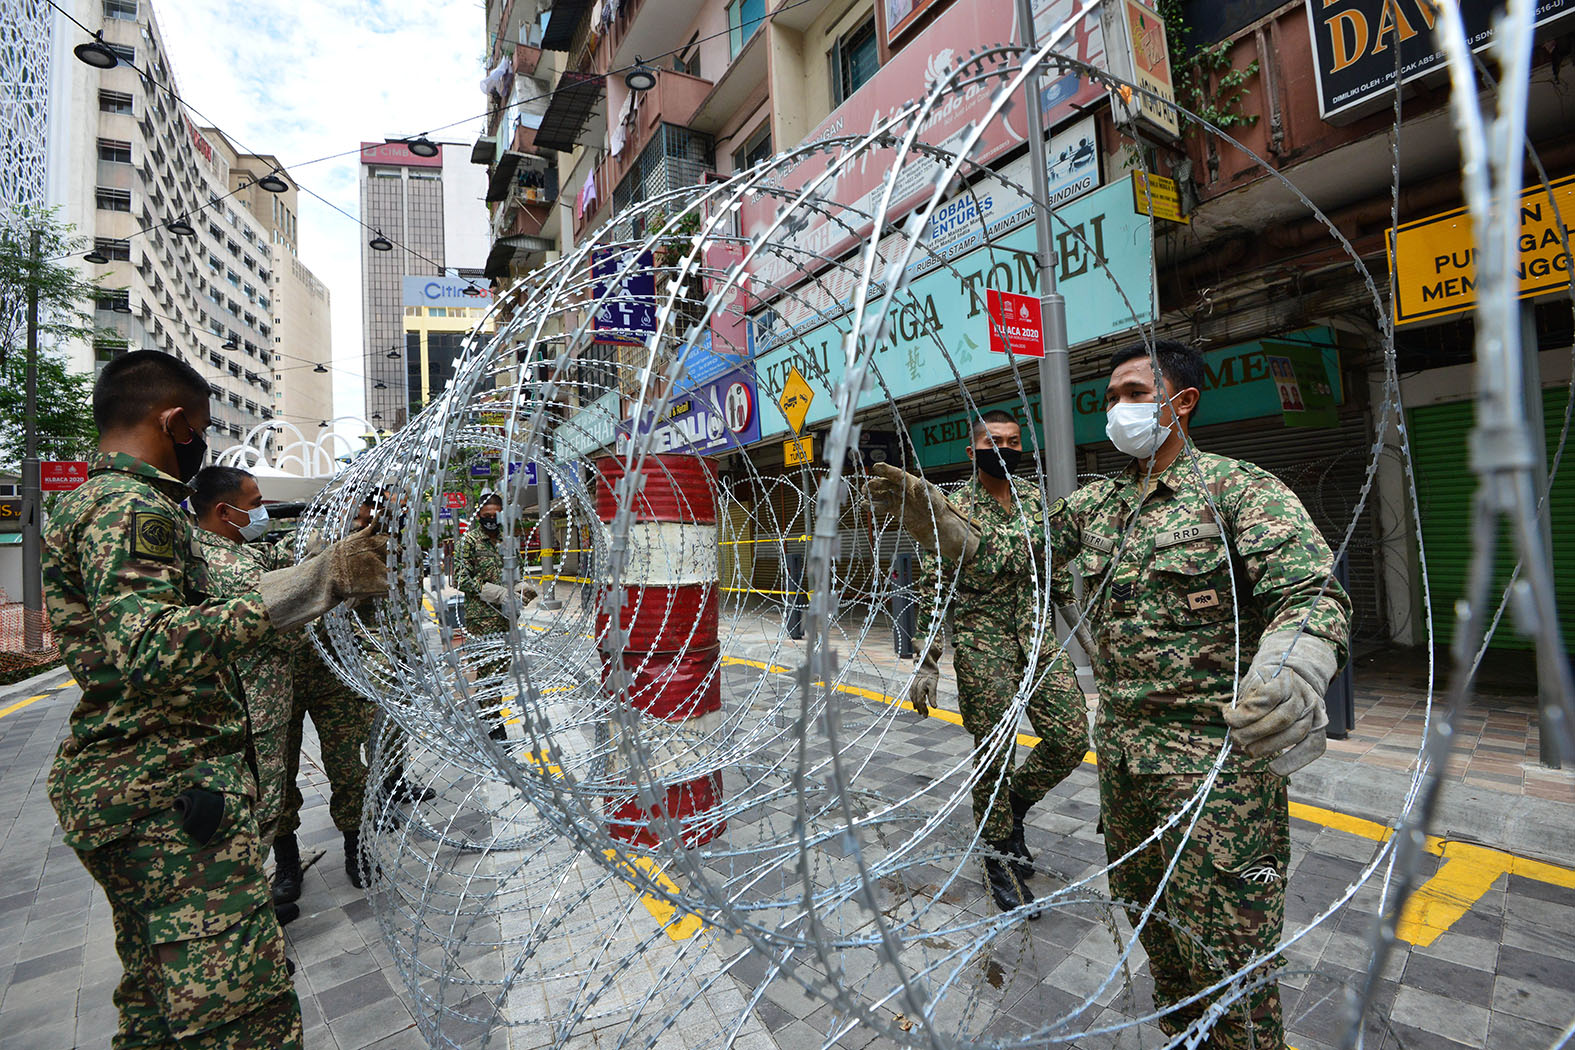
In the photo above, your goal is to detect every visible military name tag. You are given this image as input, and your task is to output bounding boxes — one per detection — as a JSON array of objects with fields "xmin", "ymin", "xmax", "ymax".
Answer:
[
  {"xmin": 1154, "ymin": 522, "xmax": 1222, "ymax": 549},
  {"xmin": 130, "ymin": 511, "xmax": 177, "ymax": 563},
  {"xmin": 1186, "ymin": 588, "xmax": 1220, "ymax": 611},
  {"xmin": 1081, "ymin": 531, "xmax": 1116, "ymax": 554}
]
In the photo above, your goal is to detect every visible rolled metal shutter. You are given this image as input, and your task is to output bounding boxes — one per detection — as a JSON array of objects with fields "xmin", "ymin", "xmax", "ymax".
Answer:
[{"xmin": 1408, "ymin": 388, "xmax": 1575, "ymax": 653}]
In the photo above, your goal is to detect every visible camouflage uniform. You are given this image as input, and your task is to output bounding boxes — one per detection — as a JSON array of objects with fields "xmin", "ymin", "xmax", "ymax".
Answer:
[
  {"xmin": 1038, "ymin": 449, "xmax": 1351, "ymax": 1050},
  {"xmin": 277, "ymin": 619, "xmax": 377, "ymax": 838},
  {"xmin": 918, "ymin": 476, "xmax": 1086, "ymax": 843},
  {"xmin": 455, "ymin": 527, "xmax": 507, "ymax": 636},
  {"xmin": 43, "ymin": 452, "xmax": 301, "ymax": 1048},
  {"xmin": 192, "ymin": 531, "xmax": 294, "ymax": 850}
]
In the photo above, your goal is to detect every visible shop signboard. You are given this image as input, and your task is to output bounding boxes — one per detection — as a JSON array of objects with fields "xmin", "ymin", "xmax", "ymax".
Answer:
[
  {"xmin": 1131, "ymin": 171, "xmax": 1188, "ymax": 224},
  {"xmin": 986, "ymin": 290, "xmax": 1045, "ymax": 357},
  {"xmin": 614, "ymin": 367, "xmax": 762, "ymax": 457},
  {"xmin": 905, "ymin": 328, "xmax": 1343, "ymax": 467},
  {"xmin": 1388, "ymin": 173, "xmax": 1575, "ymax": 325},
  {"xmin": 754, "ymin": 178, "xmax": 1155, "ymax": 440},
  {"xmin": 740, "ymin": 0, "xmax": 1108, "ymax": 289},
  {"xmin": 1104, "ymin": 0, "xmax": 1180, "ymax": 140},
  {"xmin": 0, "ymin": 499, "xmax": 20, "ymax": 532},
  {"xmin": 592, "ymin": 247, "xmax": 656, "ymax": 346},
  {"xmin": 1306, "ymin": 0, "xmax": 1575, "ymax": 122}
]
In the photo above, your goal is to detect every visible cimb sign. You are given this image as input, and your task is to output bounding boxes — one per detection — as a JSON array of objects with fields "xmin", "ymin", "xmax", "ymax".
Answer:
[{"xmin": 401, "ymin": 276, "xmax": 494, "ymax": 309}]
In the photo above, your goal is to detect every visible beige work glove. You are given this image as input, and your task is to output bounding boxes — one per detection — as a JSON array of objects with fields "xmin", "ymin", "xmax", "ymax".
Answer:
[
  {"xmin": 479, "ymin": 582, "xmax": 507, "ymax": 605},
  {"xmin": 1223, "ymin": 629, "xmax": 1338, "ymax": 776},
  {"xmin": 258, "ymin": 526, "xmax": 390, "ymax": 633},
  {"xmin": 864, "ymin": 464, "xmax": 981, "ymax": 563},
  {"xmin": 516, "ymin": 580, "xmax": 539, "ymax": 603},
  {"xmin": 909, "ymin": 642, "xmax": 941, "ymax": 717}
]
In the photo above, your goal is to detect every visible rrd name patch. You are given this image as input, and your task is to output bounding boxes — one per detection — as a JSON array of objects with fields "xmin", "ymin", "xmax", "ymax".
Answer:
[
  {"xmin": 1154, "ymin": 522, "xmax": 1222, "ymax": 549},
  {"xmin": 130, "ymin": 511, "xmax": 177, "ymax": 562}
]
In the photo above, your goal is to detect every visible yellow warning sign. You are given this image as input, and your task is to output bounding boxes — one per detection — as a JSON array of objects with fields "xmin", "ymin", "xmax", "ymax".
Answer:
[
  {"xmin": 1388, "ymin": 174, "xmax": 1575, "ymax": 325},
  {"xmin": 1131, "ymin": 171, "xmax": 1188, "ymax": 224},
  {"xmin": 784, "ymin": 435, "xmax": 814, "ymax": 467},
  {"xmin": 778, "ymin": 365, "xmax": 815, "ymax": 435}
]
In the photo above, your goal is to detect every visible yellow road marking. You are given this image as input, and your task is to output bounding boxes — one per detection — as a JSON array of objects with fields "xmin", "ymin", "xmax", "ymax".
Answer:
[
  {"xmin": 0, "ymin": 679, "xmax": 74, "ymax": 721},
  {"xmin": 719, "ymin": 656, "xmax": 1575, "ymax": 940},
  {"xmin": 602, "ymin": 849, "xmax": 705, "ymax": 941}
]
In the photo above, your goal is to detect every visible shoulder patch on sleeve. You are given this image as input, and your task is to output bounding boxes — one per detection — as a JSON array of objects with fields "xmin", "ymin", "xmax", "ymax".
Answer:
[
  {"xmin": 129, "ymin": 510, "xmax": 177, "ymax": 563},
  {"xmin": 1050, "ymin": 497, "xmax": 1067, "ymax": 518}
]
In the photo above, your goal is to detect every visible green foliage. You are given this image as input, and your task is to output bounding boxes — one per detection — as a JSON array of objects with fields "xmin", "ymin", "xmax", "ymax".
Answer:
[
  {"xmin": 0, "ymin": 207, "xmax": 110, "ymax": 369},
  {"xmin": 0, "ymin": 349, "xmax": 97, "ymax": 472},
  {"xmin": 1154, "ymin": 1, "xmax": 1260, "ymax": 133}
]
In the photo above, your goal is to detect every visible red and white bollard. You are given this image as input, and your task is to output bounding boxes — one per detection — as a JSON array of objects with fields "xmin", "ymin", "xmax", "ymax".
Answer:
[{"xmin": 595, "ymin": 453, "xmax": 725, "ymax": 849}]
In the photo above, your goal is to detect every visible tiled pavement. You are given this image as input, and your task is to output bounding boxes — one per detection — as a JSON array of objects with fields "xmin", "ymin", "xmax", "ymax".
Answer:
[{"xmin": 2, "ymin": 644, "xmax": 1574, "ymax": 1049}]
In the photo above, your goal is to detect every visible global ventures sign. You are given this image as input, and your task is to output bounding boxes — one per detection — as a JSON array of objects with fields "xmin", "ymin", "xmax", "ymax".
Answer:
[
  {"xmin": 401, "ymin": 276, "xmax": 494, "ymax": 309},
  {"xmin": 1306, "ymin": 0, "xmax": 1575, "ymax": 122}
]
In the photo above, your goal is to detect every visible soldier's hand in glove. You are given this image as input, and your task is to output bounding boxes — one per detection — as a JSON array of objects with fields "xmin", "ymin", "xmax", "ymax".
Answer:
[
  {"xmin": 258, "ymin": 526, "xmax": 390, "ymax": 633},
  {"xmin": 1223, "ymin": 629, "xmax": 1338, "ymax": 776},
  {"xmin": 864, "ymin": 464, "xmax": 981, "ymax": 563},
  {"xmin": 479, "ymin": 582, "xmax": 507, "ymax": 605},
  {"xmin": 909, "ymin": 644, "xmax": 941, "ymax": 717}
]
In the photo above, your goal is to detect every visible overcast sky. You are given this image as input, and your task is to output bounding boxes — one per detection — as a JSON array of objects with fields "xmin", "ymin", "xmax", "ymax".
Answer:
[{"xmin": 150, "ymin": 0, "xmax": 492, "ymax": 424}]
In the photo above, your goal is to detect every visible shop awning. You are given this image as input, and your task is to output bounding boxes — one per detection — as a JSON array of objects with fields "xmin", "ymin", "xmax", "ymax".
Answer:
[
  {"xmin": 484, "ymin": 233, "xmax": 556, "ymax": 279},
  {"xmin": 486, "ymin": 151, "xmax": 525, "ymax": 203},
  {"xmin": 534, "ymin": 71, "xmax": 604, "ymax": 153},
  {"xmin": 470, "ymin": 134, "xmax": 496, "ymax": 165},
  {"xmin": 541, "ymin": 0, "xmax": 591, "ymax": 51}
]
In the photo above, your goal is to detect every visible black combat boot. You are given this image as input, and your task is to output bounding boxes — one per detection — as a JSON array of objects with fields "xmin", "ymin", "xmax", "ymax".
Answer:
[
  {"xmin": 1006, "ymin": 792, "xmax": 1036, "ymax": 880},
  {"xmin": 271, "ymin": 833, "xmax": 302, "ymax": 905},
  {"xmin": 983, "ymin": 850, "xmax": 1038, "ymax": 919},
  {"xmin": 273, "ymin": 901, "xmax": 300, "ymax": 926},
  {"xmin": 344, "ymin": 830, "xmax": 367, "ymax": 889}
]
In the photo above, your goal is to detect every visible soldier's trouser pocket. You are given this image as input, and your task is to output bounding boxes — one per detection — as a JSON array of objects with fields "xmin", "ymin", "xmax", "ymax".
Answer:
[{"xmin": 145, "ymin": 884, "xmax": 293, "ymax": 1040}]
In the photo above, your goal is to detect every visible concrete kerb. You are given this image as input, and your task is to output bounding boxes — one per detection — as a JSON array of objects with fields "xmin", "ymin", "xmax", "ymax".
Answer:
[{"xmin": 0, "ymin": 665, "xmax": 72, "ymax": 709}]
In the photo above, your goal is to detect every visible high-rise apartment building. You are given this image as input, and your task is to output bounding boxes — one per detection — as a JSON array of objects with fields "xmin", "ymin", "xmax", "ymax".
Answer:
[
  {"xmin": 46, "ymin": 0, "xmax": 333, "ymax": 454},
  {"xmin": 359, "ymin": 141, "xmax": 489, "ymax": 428},
  {"xmin": 227, "ymin": 151, "xmax": 334, "ymax": 428}
]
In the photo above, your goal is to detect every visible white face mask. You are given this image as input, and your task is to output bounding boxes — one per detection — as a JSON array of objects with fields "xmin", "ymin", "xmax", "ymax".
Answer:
[
  {"xmin": 1105, "ymin": 401, "xmax": 1171, "ymax": 460},
  {"xmin": 226, "ymin": 503, "xmax": 271, "ymax": 542}
]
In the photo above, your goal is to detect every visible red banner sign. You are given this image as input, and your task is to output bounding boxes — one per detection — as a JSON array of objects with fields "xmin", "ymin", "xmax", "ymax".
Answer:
[
  {"xmin": 41, "ymin": 461, "xmax": 90, "ymax": 491},
  {"xmin": 360, "ymin": 141, "xmax": 444, "ymax": 168},
  {"xmin": 986, "ymin": 290, "xmax": 1044, "ymax": 357},
  {"xmin": 445, "ymin": 492, "xmax": 467, "ymax": 509}
]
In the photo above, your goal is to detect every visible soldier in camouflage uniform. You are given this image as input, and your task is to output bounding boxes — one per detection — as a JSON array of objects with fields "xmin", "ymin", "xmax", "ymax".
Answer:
[
  {"xmin": 455, "ymin": 493, "xmax": 533, "ymax": 740},
  {"xmin": 1035, "ymin": 340, "xmax": 1351, "ymax": 1050},
  {"xmin": 190, "ymin": 467, "xmax": 294, "ymax": 854},
  {"xmin": 43, "ymin": 352, "xmax": 301, "ymax": 1048},
  {"xmin": 915, "ymin": 410, "xmax": 1086, "ymax": 914}
]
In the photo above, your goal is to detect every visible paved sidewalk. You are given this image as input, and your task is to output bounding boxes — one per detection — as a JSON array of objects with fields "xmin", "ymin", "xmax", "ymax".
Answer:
[{"xmin": 3, "ymin": 650, "xmax": 1574, "ymax": 1049}]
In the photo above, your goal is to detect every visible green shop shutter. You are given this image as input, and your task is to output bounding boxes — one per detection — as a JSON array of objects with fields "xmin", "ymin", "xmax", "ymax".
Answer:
[{"xmin": 1409, "ymin": 388, "xmax": 1575, "ymax": 653}]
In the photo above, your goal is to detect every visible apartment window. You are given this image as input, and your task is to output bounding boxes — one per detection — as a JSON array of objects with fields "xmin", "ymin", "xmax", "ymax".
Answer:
[
  {"xmin": 97, "ymin": 138, "xmax": 132, "ymax": 164},
  {"xmin": 107, "ymin": 43, "xmax": 135, "ymax": 63},
  {"xmin": 103, "ymin": 0, "xmax": 138, "ymax": 19},
  {"xmin": 93, "ymin": 237, "xmax": 132, "ymax": 261},
  {"xmin": 727, "ymin": 0, "xmax": 765, "ymax": 57},
  {"xmin": 831, "ymin": 16, "xmax": 879, "ymax": 106},
  {"xmin": 732, "ymin": 122, "xmax": 772, "ymax": 171},
  {"xmin": 95, "ymin": 290, "xmax": 130, "ymax": 312},
  {"xmin": 94, "ymin": 338, "xmax": 129, "ymax": 362},
  {"xmin": 96, "ymin": 187, "xmax": 132, "ymax": 212},
  {"xmin": 99, "ymin": 90, "xmax": 133, "ymax": 115}
]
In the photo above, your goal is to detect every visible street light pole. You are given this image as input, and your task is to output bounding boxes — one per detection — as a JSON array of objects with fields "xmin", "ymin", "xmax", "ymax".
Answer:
[
  {"xmin": 22, "ymin": 228, "xmax": 44, "ymax": 652},
  {"xmin": 1014, "ymin": 0, "xmax": 1078, "ymax": 501}
]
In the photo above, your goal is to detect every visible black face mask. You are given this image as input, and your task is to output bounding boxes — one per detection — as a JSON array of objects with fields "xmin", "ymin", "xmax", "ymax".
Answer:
[
  {"xmin": 167, "ymin": 412, "xmax": 207, "ymax": 483},
  {"xmin": 974, "ymin": 445, "xmax": 1022, "ymax": 479},
  {"xmin": 479, "ymin": 517, "xmax": 500, "ymax": 532}
]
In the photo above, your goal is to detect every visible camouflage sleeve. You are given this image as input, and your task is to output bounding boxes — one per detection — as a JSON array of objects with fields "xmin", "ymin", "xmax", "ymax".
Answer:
[
  {"xmin": 1227, "ymin": 469, "xmax": 1353, "ymax": 666},
  {"xmin": 1044, "ymin": 495, "xmax": 1081, "ymax": 608},
  {"xmin": 454, "ymin": 534, "xmax": 483, "ymax": 601},
  {"xmin": 79, "ymin": 493, "xmax": 275, "ymax": 688}
]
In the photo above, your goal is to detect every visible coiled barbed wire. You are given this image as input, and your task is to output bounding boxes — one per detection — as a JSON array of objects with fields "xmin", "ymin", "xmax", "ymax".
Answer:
[{"xmin": 293, "ymin": 5, "xmax": 1575, "ymax": 1048}]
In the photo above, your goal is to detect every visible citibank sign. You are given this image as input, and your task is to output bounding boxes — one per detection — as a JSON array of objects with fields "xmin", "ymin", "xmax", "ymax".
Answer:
[{"xmin": 401, "ymin": 275, "xmax": 494, "ymax": 309}]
